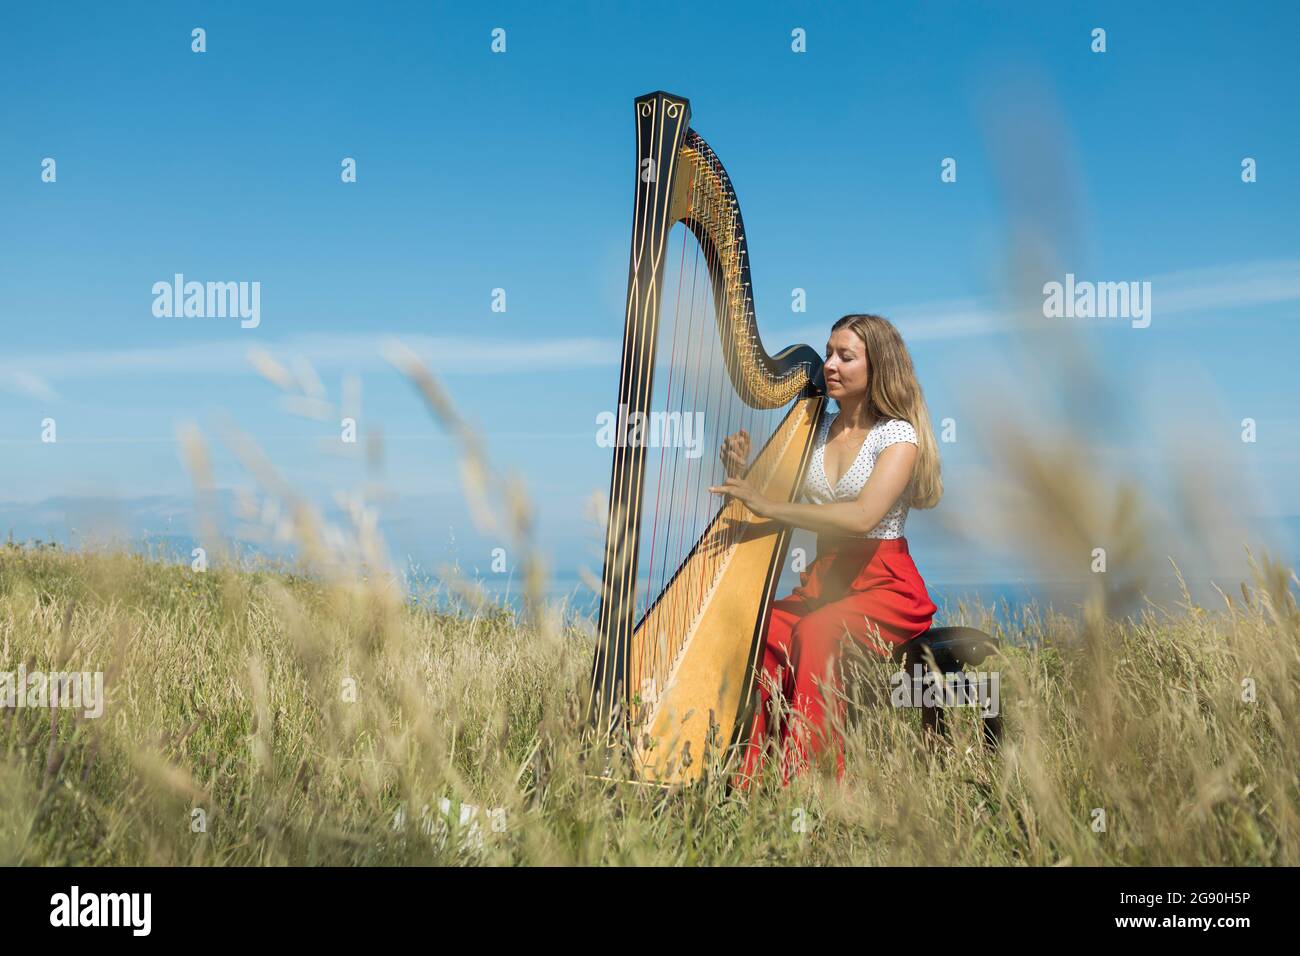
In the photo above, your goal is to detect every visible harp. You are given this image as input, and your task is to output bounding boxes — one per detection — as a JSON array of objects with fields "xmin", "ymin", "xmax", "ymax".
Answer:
[{"xmin": 588, "ymin": 91, "xmax": 826, "ymax": 785}]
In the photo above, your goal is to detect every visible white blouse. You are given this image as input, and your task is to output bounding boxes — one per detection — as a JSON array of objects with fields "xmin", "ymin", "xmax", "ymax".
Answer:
[{"xmin": 802, "ymin": 408, "xmax": 919, "ymax": 539}]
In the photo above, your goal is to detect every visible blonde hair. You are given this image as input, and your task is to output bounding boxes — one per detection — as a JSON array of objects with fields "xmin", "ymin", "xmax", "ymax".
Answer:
[{"xmin": 830, "ymin": 313, "xmax": 942, "ymax": 509}]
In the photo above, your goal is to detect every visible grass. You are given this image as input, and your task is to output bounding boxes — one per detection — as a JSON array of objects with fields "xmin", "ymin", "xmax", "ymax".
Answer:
[{"xmin": 1, "ymin": 539, "xmax": 1295, "ymax": 865}]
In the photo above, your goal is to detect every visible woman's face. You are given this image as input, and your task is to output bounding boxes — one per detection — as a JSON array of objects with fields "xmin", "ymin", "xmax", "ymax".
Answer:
[{"xmin": 823, "ymin": 327, "xmax": 869, "ymax": 403}]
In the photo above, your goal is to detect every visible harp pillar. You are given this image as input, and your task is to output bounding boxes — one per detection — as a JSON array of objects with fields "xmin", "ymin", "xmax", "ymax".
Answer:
[{"xmin": 589, "ymin": 91, "xmax": 694, "ymax": 742}]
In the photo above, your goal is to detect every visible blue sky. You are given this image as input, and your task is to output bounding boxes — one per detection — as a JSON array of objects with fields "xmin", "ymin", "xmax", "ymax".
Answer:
[{"xmin": 1, "ymin": 1, "xmax": 1297, "ymax": 603}]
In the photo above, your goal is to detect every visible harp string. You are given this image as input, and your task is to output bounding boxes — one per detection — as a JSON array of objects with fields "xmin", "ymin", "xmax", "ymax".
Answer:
[
  {"xmin": 674, "ymin": 212, "xmax": 714, "ymax": 669},
  {"xmin": 640, "ymin": 159, "xmax": 704, "ymax": 684},
  {"xmin": 626, "ymin": 141, "xmax": 790, "ymax": 720},
  {"xmin": 681, "ymin": 210, "xmax": 726, "ymax": 667},
  {"xmin": 634, "ymin": 228, "xmax": 704, "ymax": 691},
  {"xmin": 666, "ymin": 186, "xmax": 715, "ymax": 684},
  {"xmin": 658, "ymin": 184, "xmax": 705, "ymax": 682},
  {"xmin": 639, "ymin": 178, "xmax": 689, "ymax": 629},
  {"xmin": 665, "ymin": 208, "xmax": 707, "ymax": 681}
]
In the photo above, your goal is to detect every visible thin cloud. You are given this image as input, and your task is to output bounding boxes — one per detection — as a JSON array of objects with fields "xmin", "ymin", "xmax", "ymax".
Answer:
[
  {"xmin": 0, "ymin": 333, "xmax": 618, "ymax": 392},
  {"xmin": 766, "ymin": 257, "xmax": 1300, "ymax": 346},
  {"xmin": 1147, "ymin": 257, "xmax": 1300, "ymax": 315},
  {"xmin": 0, "ymin": 370, "xmax": 59, "ymax": 401}
]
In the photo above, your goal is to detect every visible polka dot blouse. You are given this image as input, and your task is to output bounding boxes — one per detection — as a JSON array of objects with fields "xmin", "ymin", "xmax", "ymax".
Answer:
[{"xmin": 802, "ymin": 408, "xmax": 919, "ymax": 539}]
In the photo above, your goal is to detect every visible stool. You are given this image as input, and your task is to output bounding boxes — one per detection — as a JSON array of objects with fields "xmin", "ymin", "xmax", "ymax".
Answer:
[{"xmin": 891, "ymin": 626, "xmax": 1003, "ymax": 749}]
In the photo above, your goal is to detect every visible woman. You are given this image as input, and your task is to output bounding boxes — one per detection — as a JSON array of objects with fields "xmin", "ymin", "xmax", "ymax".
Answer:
[{"xmin": 709, "ymin": 313, "xmax": 942, "ymax": 788}]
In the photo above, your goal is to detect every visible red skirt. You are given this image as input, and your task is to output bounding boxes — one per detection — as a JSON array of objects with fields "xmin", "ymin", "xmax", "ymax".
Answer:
[{"xmin": 734, "ymin": 536, "xmax": 936, "ymax": 789}]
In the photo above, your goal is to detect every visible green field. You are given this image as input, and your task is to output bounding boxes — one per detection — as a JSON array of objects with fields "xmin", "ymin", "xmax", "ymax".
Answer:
[{"xmin": 1, "ymin": 541, "xmax": 1295, "ymax": 865}]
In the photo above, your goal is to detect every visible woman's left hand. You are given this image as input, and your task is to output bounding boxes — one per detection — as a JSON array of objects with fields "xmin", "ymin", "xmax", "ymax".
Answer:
[{"xmin": 709, "ymin": 476, "xmax": 776, "ymax": 518}]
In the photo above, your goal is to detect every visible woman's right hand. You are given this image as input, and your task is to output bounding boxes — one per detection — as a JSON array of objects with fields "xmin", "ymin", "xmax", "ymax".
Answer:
[{"xmin": 719, "ymin": 429, "xmax": 751, "ymax": 477}]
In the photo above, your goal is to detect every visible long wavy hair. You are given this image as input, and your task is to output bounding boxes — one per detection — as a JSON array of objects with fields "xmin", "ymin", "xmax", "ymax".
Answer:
[{"xmin": 829, "ymin": 313, "xmax": 942, "ymax": 509}]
